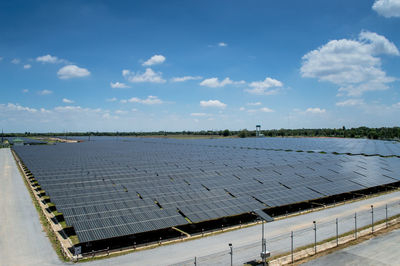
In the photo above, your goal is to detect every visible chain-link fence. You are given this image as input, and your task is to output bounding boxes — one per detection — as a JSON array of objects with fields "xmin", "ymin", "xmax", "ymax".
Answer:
[{"xmin": 171, "ymin": 200, "xmax": 400, "ymax": 266}]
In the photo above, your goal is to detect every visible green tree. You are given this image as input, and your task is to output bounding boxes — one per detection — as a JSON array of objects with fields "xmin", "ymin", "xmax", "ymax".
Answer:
[{"xmin": 222, "ymin": 129, "xmax": 230, "ymax": 137}]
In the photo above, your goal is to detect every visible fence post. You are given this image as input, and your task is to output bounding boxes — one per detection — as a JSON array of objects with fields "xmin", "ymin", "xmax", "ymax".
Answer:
[
  {"xmin": 336, "ymin": 218, "xmax": 338, "ymax": 247},
  {"xmin": 229, "ymin": 243, "xmax": 233, "ymax": 266},
  {"xmin": 371, "ymin": 205, "xmax": 374, "ymax": 233},
  {"xmin": 291, "ymin": 231, "xmax": 294, "ymax": 264},
  {"xmin": 386, "ymin": 204, "xmax": 388, "ymax": 228},
  {"xmin": 313, "ymin": 221, "xmax": 317, "ymax": 254},
  {"xmin": 354, "ymin": 212, "xmax": 357, "ymax": 239}
]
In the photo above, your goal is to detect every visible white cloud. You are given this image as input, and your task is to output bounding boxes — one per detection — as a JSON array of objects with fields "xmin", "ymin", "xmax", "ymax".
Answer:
[
  {"xmin": 38, "ymin": 90, "xmax": 53, "ymax": 95},
  {"xmin": 301, "ymin": 31, "xmax": 399, "ymax": 96},
  {"xmin": 121, "ymin": 95, "xmax": 163, "ymax": 105},
  {"xmin": 22, "ymin": 89, "xmax": 29, "ymax": 93},
  {"xmin": 218, "ymin": 42, "xmax": 228, "ymax": 47},
  {"xmin": 200, "ymin": 77, "xmax": 245, "ymax": 88},
  {"xmin": 239, "ymin": 107, "xmax": 246, "ymax": 111},
  {"xmin": 40, "ymin": 108, "xmax": 51, "ymax": 114},
  {"xmin": 123, "ymin": 68, "xmax": 165, "ymax": 83},
  {"xmin": 0, "ymin": 56, "xmax": 3, "ymax": 61},
  {"xmin": 171, "ymin": 76, "xmax": 202, "ymax": 82},
  {"xmin": 359, "ymin": 31, "xmax": 399, "ymax": 55},
  {"xmin": 54, "ymin": 105, "xmax": 102, "ymax": 113},
  {"xmin": 23, "ymin": 64, "xmax": 31, "ymax": 69},
  {"xmin": 115, "ymin": 110, "xmax": 128, "ymax": 115},
  {"xmin": 11, "ymin": 58, "xmax": 20, "ymax": 64},
  {"xmin": 247, "ymin": 107, "xmax": 275, "ymax": 113},
  {"xmin": 245, "ymin": 77, "xmax": 283, "ymax": 95},
  {"xmin": 305, "ymin": 107, "xmax": 326, "ymax": 114},
  {"xmin": 142, "ymin": 54, "xmax": 166, "ymax": 66},
  {"xmin": 110, "ymin": 81, "xmax": 130, "ymax": 88},
  {"xmin": 57, "ymin": 65, "xmax": 90, "ymax": 79},
  {"xmin": 372, "ymin": 0, "xmax": 400, "ymax": 18},
  {"xmin": 106, "ymin": 97, "xmax": 117, "ymax": 102},
  {"xmin": 190, "ymin": 113, "xmax": 207, "ymax": 117},
  {"xmin": 200, "ymin": 100, "xmax": 227, "ymax": 108},
  {"xmin": 62, "ymin": 98, "xmax": 74, "ymax": 104},
  {"xmin": 1, "ymin": 103, "xmax": 37, "ymax": 113},
  {"xmin": 247, "ymin": 102, "xmax": 262, "ymax": 106},
  {"xmin": 336, "ymin": 99, "xmax": 365, "ymax": 107},
  {"xmin": 36, "ymin": 54, "xmax": 65, "ymax": 64},
  {"xmin": 260, "ymin": 107, "xmax": 274, "ymax": 113}
]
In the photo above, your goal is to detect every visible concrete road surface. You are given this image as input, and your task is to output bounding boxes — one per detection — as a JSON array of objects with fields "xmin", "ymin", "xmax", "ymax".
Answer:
[
  {"xmin": 1, "ymin": 147, "xmax": 400, "ymax": 266},
  {"xmin": 0, "ymin": 148, "xmax": 66, "ymax": 266},
  {"xmin": 302, "ymin": 228, "xmax": 400, "ymax": 266}
]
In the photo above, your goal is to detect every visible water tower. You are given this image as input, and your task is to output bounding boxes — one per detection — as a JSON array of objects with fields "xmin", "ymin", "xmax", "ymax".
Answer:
[{"xmin": 256, "ymin": 125, "xmax": 261, "ymax": 137}]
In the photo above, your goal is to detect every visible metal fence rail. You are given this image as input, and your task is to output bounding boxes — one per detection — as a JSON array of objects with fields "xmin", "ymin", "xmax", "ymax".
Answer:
[{"xmin": 171, "ymin": 200, "xmax": 400, "ymax": 266}]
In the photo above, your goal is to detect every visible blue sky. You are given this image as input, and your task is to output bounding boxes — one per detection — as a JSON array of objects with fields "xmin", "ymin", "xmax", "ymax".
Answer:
[{"xmin": 1, "ymin": 0, "xmax": 400, "ymax": 132}]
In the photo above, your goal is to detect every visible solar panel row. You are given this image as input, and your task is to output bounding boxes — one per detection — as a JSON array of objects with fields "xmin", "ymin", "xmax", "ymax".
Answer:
[{"xmin": 13, "ymin": 138, "xmax": 400, "ymax": 243}]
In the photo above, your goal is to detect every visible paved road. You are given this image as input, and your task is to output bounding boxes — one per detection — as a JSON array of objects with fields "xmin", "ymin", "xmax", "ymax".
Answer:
[
  {"xmin": 0, "ymin": 148, "xmax": 65, "ymax": 266},
  {"xmin": 1, "ymin": 147, "xmax": 400, "ymax": 266},
  {"xmin": 302, "ymin": 228, "xmax": 400, "ymax": 266}
]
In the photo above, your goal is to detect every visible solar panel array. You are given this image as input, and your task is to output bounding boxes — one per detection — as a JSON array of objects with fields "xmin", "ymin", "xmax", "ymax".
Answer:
[
  {"xmin": 64, "ymin": 136, "xmax": 400, "ymax": 156},
  {"xmin": 13, "ymin": 138, "xmax": 400, "ymax": 243}
]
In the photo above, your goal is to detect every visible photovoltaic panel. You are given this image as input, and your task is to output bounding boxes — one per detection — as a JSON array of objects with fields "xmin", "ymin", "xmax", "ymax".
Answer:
[{"xmin": 13, "ymin": 137, "xmax": 400, "ymax": 243}]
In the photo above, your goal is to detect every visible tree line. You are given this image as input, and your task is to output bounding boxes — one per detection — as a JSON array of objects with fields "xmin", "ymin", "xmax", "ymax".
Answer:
[{"xmin": 2, "ymin": 127, "xmax": 400, "ymax": 140}]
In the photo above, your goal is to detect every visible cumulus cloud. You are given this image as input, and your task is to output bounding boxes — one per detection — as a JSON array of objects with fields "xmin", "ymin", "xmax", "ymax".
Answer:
[
  {"xmin": 38, "ymin": 89, "xmax": 53, "ymax": 95},
  {"xmin": 11, "ymin": 58, "xmax": 20, "ymax": 64},
  {"xmin": 372, "ymin": 0, "xmax": 400, "ymax": 17},
  {"xmin": 110, "ymin": 81, "xmax": 130, "ymax": 88},
  {"xmin": 260, "ymin": 107, "xmax": 274, "ymax": 113},
  {"xmin": 200, "ymin": 77, "xmax": 245, "ymax": 88},
  {"xmin": 190, "ymin": 113, "xmax": 208, "ymax": 117},
  {"xmin": 171, "ymin": 76, "xmax": 202, "ymax": 82},
  {"xmin": 23, "ymin": 64, "xmax": 31, "ymax": 69},
  {"xmin": 62, "ymin": 98, "xmax": 74, "ymax": 104},
  {"xmin": 218, "ymin": 42, "xmax": 228, "ymax": 47},
  {"xmin": 247, "ymin": 107, "xmax": 274, "ymax": 113},
  {"xmin": 1, "ymin": 103, "xmax": 37, "ymax": 113},
  {"xmin": 115, "ymin": 110, "xmax": 128, "ymax": 115},
  {"xmin": 301, "ymin": 31, "xmax": 399, "ymax": 96},
  {"xmin": 336, "ymin": 99, "xmax": 365, "ymax": 107},
  {"xmin": 22, "ymin": 89, "xmax": 29, "ymax": 93},
  {"xmin": 120, "ymin": 95, "xmax": 163, "ymax": 105},
  {"xmin": 305, "ymin": 107, "xmax": 326, "ymax": 114},
  {"xmin": 36, "ymin": 54, "xmax": 65, "ymax": 64},
  {"xmin": 123, "ymin": 68, "xmax": 165, "ymax": 83},
  {"xmin": 200, "ymin": 100, "xmax": 227, "ymax": 108},
  {"xmin": 54, "ymin": 105, "xmax": 102, "ymax": 113},
  {"xmin": 106, "ymin": 97, "xmax": 117, "ymax": 102},
  {"xmin": 245, "ymin": 77, "xmax": 283, "ymax": 95},
  {"xmin": 247, "ymin": 102, "xmax": 262, "ymax": 106},
  {"xmin": 142, "ymin": 54, "xmax": 166, "ymax": 66},
  {"xmin": 57, "ymin": 65, "xmax": 90, "ymax": 79}
]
